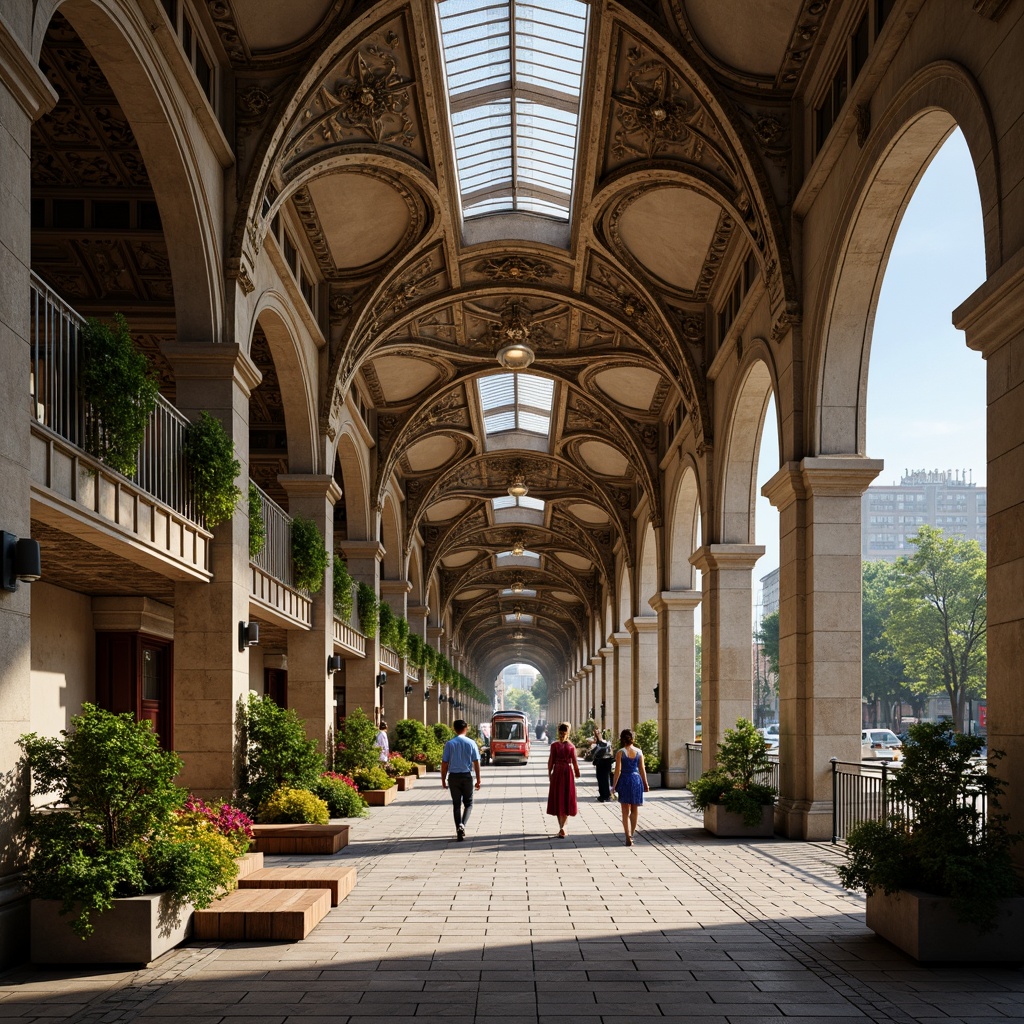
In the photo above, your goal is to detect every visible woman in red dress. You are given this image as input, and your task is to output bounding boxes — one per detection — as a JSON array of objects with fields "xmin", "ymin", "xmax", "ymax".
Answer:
[{"xmin": 546, "ymin": 721, "xmax": 581, "ymax": 837}]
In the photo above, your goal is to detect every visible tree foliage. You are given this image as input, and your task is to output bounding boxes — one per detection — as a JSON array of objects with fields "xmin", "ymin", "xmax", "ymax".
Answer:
[
  {"xmin": 755, "ymin": 611, "xmax": 780, "ymax": 682},
  {"xmin": 862, "ymin": 560, "xmax": 918, "ymax": 726},
  {"xmin": 531, "ymin": 673, "xmax": 547, "ymax": 704},
  {"xmin": 883, "ymin": 526, "xmax": 986, "ymax": 732},
  {"xmin": 184, "ymin": 411, "xmax": 241, "ymax": 527},
  {"xmin": 506, "ymin": 688, "xmax": 539, "ymax": 720}
]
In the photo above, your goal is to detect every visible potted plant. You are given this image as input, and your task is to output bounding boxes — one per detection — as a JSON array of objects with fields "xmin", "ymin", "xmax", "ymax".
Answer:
[
  {"xmin": 19, "ymin": 704, "xmax": 240, "ymax": 963},
  {"xmin": 689, "ymin": 718, "xmax": 776, "ymax": 836},
  {"xmin": 634, "ymin": 719, "xmax": 662, "ymax": 788},
  {"xmin": 337, "ymin": 709, "xmax": 396, "ymax": 805},
  {"xmin": 837, "ymin": 721, "xmax": 1023, "ymax": 961}
]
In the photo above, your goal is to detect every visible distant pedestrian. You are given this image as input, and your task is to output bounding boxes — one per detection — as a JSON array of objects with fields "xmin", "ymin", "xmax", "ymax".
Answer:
[
  {"xmin": 535, "ymin": 720, "xmax": 544, "ymax": 741},
  {"xmin": 592, "ymin": 728, "xmax": 614, "ymax": 801},
  {"xmin": 546, "ymin": 722, "xmax": 580, "ymax": 837},
  {"xmin": 611, "ymin": 728, "xmax": 649, "ymax": 846},
  {"xmin": 441, "ymin": 719, "xmax": 481, "ymax": 841},
  {"xmin": 374, "ymin": 720, "xmax": 390, "ymax": 763}
]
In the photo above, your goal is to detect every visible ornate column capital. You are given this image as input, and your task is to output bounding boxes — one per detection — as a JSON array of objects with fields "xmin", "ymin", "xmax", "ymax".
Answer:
[
  {"xmin": 954, "ymin": 242, "xmax": 1024, "ymax": 358},
  {"xmin": 689, "ymin": 544, "xmax": 765, "ymax": 573},
  {"xmin": 762, "ymin": 457, "xmax": 883, "ymax": 512},
  {"xmin": 279, "ymin": 473, "xmax": 342, "ymax": 506},
  {"xmin": 610, "ymin": 631, "xmax": 631, "ymax": 647},
  {"xmin": 649, "ymin": 590, "xmax": 701, "ymax": 613},
  {"xmin": 339, "ymin": 539, "xmax": 385, "ymax": 562},
  {"xmin": 164, "ymin": 342, "xmax": 262, "ymax": 397},
  {"xmin": 626, "ymin": 615, "xmax": 659, "ymax": 634}
]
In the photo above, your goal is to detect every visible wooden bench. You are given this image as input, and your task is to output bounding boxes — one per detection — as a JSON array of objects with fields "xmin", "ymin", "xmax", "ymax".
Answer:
[
  {"xmin": 396, "ymin": 774, "xmax": 415, "ymax": 791},
  {"xmin": 362, "ymin": 787, "xmax": 396, "ymax": 806},
  {"xmin": 236, "ymin": 851, "xmax": 264, "ymax": 877},
  {"xmin": 239, "ymin": 865, "xmax": 357, "ymax": 906},
  {"xmin": 250, "ymin": 823, "xmax": 349, "ymax": 855},
  {"xmin": 193, "ymin": 888, "xmax": 330, "ymax": 941}
]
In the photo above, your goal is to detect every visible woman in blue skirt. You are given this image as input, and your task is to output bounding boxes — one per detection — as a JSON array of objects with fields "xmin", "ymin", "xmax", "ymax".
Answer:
[{"xmin": 611, "ymin": 728, "xmax": 650, "ymax": 846}]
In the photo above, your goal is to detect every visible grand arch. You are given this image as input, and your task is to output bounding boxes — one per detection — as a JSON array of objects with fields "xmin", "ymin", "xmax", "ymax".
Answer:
[{"xmin": 3, "ymin": 2, "xmax": 1024, "ymax": 959}]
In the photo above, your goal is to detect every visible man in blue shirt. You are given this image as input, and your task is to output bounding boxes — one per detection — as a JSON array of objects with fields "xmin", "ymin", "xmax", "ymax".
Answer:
[{"xmin": 441, "ymin": 719, "xmax": 482, "ymax": 841}]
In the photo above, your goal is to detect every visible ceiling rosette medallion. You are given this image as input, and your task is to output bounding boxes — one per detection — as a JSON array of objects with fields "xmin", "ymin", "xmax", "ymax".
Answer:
[{"xmin": 282, "ymin": 15, "xmax": 427, "ymax": 173}]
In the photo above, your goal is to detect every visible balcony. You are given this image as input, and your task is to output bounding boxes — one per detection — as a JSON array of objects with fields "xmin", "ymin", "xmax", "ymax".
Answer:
[
  {"xmin": 28, "ymin": 273, "xmax": 211, "ymax": 582},
  {"xmin": 380, "ymin": 645, "xmax": 401, "ymax": 673},
  {"xmin": 249, "ymin": 482, "xmax": 312, "ymax": 629}
]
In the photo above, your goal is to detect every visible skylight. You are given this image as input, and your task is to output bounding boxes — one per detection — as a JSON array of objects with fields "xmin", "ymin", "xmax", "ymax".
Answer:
[
  {"xmin": 505, "ymin": 613, "xmax": 534, "ymax": 624},
  {"xmin": 497, "ymin": 549, "xmax": 540, "ymax": 561},
  {"xmin": 478, "ymin": 372, "xmax": 554, "ymax": 436},
  {"xmin": 501, "ymin": 587, "xmax": 537, "ymax": 597},
  {"xmin": 437, "ymin": 0, "xmax": 589, "ymax": 220},
  {"xmin": 492, "ymin": 495, "xmax": 545, "ymax": 511}
]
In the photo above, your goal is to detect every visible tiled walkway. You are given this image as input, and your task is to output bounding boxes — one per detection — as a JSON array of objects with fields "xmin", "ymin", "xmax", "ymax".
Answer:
[{"xmin": 4, "ymin": 755, "xmax": 1024, "ymax": 1023}]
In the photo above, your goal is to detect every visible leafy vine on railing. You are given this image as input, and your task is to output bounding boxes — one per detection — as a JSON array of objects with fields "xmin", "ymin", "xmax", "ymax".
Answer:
[
  {"xmin": 248, "ymin": 483, "xmax": 266, "ymax": 558},
  {"xmin": 357, "ymin": 583, "xmax": 378, "ymax": 638},
  {"xmin": 333, "ymin": 556, "xmax": 355, "ymax": 620},
  {"xmin": 184, "ymin": 412, "xmax": 241, "ymax": 527},
  {"xmin": 291, "ymin": 517, "xmax": 328, "ymax": 592}
]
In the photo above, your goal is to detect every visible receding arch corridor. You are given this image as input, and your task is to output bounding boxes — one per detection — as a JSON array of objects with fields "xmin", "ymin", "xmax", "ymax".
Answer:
[{"xmin": 3, "ymin": 764, "xmax": 1023, "ymax": 1021}]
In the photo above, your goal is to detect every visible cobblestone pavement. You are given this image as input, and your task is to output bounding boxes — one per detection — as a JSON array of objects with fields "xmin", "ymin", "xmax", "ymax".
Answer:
[{"xmin": 3, "ymin": 755, "xmax": 1024, "ymax": 1023}]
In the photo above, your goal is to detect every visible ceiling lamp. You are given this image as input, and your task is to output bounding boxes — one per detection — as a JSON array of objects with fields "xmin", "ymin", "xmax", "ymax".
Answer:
[
  {"xmin": 513, "ymin": 604, "xmax": 523, "ymax": 621},
  {"xmin": 510, "ymin": 578, "xmax": 524, "ymax": 594},
  {"xmin": 512, "ymin": 629, "xmax": 525, "ymax": 640},
  {"xmin": 507, "ymin": 468, "xmax": 529, "ymax": 499},
  {"xmin": 495, "ymin": 300, "xmax": 535, "ymax": 370},
  {"xmin": 510, "ymin": 534, "xmax": 525, "ymax": 557}
]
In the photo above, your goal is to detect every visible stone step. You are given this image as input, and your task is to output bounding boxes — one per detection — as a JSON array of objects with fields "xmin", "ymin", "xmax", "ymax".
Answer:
[
  {"xmin": 238, "ymin": 865, "xmax": 357, "ymax": 906},
  {"xmin": 250, "ymin": 823, "xmax": 349, "ymax": 855},
  {"xmin": 193, "ymin": 888, "xmax": 330, "ymax": 941}
]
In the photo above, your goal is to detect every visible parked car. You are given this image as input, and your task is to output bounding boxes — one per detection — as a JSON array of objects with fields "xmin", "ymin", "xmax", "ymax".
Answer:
[{"xmin": 862, "ymin": 729, "xmax": 902, "ymax": 760}]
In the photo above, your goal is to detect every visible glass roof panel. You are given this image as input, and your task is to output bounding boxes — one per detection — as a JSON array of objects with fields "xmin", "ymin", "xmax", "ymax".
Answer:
[
  {"xmin": 491, "ymin": 495, "xmax": 546, "ymax": 511},
  {"xmin": 501, "ymin": 587, "xmax": 538, "ymax": 597},
  {"xmin": 478, "ymin": 372, "xmax": 554, "ymax": 441},
  {"xmin": 438, "ymin": 0, "xmax": 588, "ymax": 222}
]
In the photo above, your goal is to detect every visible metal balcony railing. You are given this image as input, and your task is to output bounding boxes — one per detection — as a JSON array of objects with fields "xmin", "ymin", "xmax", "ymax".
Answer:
[
  {"xmin": 29, "ymin": 272, "xmax": 198, "ymax": 524},
  {"xmin": 249, "ymin": 481, "xmax": 294, "ymax": 588}
]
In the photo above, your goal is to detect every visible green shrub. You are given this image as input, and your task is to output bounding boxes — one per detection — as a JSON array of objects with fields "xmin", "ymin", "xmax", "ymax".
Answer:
[
  {"xmin": 145, "ymin": 819, "xmax": 238, "ymax": 906},
  {"xmin": 838, "ymin": 722, "xmax": 1021, "ymax": 930},
  {"xmin": 634, "ymin": 719, "xmax": 661, "ymax": 774},
  {"xmin": 379, "ymin": 601, "xmax": 397, "ymax": 650},
  {"xmin": 239, "ymin": 693, "xmax": 325, "ymax": 812},
  {"xmin": 333, "ymin": 557, "xmax": 355, "ymax": 620},
  {"xmin": 248, "ymin": 483, "xmax": 266, "ymax": 558},
  {"xmin": 395, "ymin": 718, "xmax": 430, "ymax": 759},
  {"xmin": 689, "ymin": 718, "xmax": 775, "ymax": 826},
  {"xmin": 17, "ymin": 703, "xmax": 235, "ymax": 937},
  {"xmin": 257, "ymin": 786, "xmax": 329, "ymax": 824},
  {"xmin": 357, "ymin": 583, "xmax": 379, "ymax": 637},
  {"xmin": 407, "ymin": 633, "xmax": 425, "ymax": 669},
  {"xmin": 184, "ymin": 411, "xmax": 241, "ymax": 527},
  {"xmin": 385, "ymin": 754, "xmax": 416, "ymax": 777},
  {"xmin": 351, "ymin": 765, "xmax": 394, "ymax": 791},
  {"xmin": 424, "ymin": 741, "xmax": 445, "ymax": 771},
  {"xmin": 291, "ymin": 516, "xmax": 328, "ymax": 592},
  {"xmin": 432, "ymin": 723, "xmax": 454, "ymax": 744},
  {"xmin": 312, "ymin": 773, "xmax": 368, "ymax": 818},
  {"xmin": 81, "ymin": 314, "xmax": 159, "ymax": 477},
  {"xmin": 335, "ymin": 707, "xmax": 383, "ymax": 773}
]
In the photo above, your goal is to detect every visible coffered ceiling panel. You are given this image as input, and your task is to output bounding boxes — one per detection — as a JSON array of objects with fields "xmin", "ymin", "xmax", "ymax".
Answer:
[
  {"xmin": 423, "ymin": 498, "xmax": 471, "ymax": 521},
  {"xmin": 307, "ymin": 173, "xmax": 412, "ymax": 269},
  {"xmin": 235, "ymin": 1, "xmax": 335, "ymax": 52},
  {"xmin": 405, "ymin": 436, "xmax": 459, "ymax": 472},
  {"xmin": 566, "ymin": 502, "xmax": 609, "ymax": 524},
  {"xmin": 615, "ymin": 186, "xmax": 721, "ymax": 293},
  {"xmin": 577, "ymin": 440, "xmax": 630, "ymax": 477},
  {"xmin": 372, "ymin": 355, "xmax": 443, "ymax": 402},
  {"xmin": 682, "ymin": 0, "xmax": 800, "ymax": 77},
  {"xmin": 592, "ymin": 366, "xmax": 662, "ymax": 410}
]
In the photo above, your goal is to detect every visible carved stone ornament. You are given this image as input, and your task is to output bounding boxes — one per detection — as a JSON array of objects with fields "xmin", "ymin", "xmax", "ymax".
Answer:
[
  {"xmin": 770, "ymin": 304, "xmax": 802, "ymax": 344},
  {"xmin": 854, "ymin": 103, "xmax": 871, "ymax": 147},
  {"xmin": 609, "ymin": 44, "xmax": 732, "ymax": 183},
  {"xmin": 286, "ymin": 30, "xmax": 417, "ymax": 167},
  {"xmin": 237, "ymin": 266, "xmax": 255, "ymax": 295},
  {"xmin": 207, "ymin": 0, "xmax": 248, "ymax": 64},
  {"xmin": 475, "ymin": 255, "xmax": 554, "ymax": 283},
  {"xmin": 778, "ymin": 1, "xmax": 831, "ymax": 87}
]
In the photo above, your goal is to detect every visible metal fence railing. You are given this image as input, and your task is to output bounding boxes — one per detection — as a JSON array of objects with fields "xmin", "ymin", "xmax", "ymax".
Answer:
[
  {"xmin": 830, "ymin": 757, "xmax": 988, "ymax": 844},
  {"xmin": 29, "ymin": 272, "xmax": 199, "ymax": 524},
  {"xmin": 250, "ymin": 481, "xmax": 294, "ymax": 587}
]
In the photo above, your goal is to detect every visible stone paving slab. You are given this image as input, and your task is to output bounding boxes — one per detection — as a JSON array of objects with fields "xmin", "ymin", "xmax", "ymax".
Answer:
[{"xmin": 2, "ymin": 754, "xmax": 1024, "ymax": 1022}]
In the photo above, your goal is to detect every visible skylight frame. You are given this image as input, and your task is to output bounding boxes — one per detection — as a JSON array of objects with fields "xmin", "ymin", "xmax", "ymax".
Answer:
[
  {"xmin": 477, "ymin": 372, "xmax": 554, "ymax": 440},
  {"xmin": 437, "ymin": 0, "xmax": 589, "ymax": 222}
]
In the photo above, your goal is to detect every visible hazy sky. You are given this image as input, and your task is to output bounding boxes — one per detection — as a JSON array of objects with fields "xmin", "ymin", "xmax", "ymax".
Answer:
[{"xmin": 752, "ymin": 128, "xmax": 988, "ymax": 607}]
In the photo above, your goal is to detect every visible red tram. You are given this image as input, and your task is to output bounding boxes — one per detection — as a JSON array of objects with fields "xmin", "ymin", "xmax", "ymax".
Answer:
[{"xmin": 489, "ymin": 710, "xmax": 531, "ymax": 764}]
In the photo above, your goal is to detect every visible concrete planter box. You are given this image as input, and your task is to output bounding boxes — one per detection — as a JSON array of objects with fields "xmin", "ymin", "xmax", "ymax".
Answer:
[
  {"xmin": 866, "ymin": 890, "xmax": 1024, "ymax": 961},
  {"xmin": 31, "ymin": 892, "xmax": 192, "ymax": 965},
  {"xmin": 703, "ymin": 802, "xmax": 775, "ymax": 837},
  {"xmin": 362, "ymin": 786, "xmax": 397, "ymax": 806},
  {"xmin": 396, "ymin": 774, "xmax": 416, "ymax": 791}
]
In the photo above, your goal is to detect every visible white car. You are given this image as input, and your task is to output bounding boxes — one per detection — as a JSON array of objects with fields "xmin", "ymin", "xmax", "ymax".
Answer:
[{"xmin": 862, "ymin": 729, "xmax": 902, "ymax": 760}]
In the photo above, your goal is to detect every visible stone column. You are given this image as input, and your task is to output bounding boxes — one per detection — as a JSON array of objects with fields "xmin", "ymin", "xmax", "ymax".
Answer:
[
  {"xmin": 630, "ymin": 615, "xmax": 659, "ymax": 726},
  {"xmin": 610, "ymin": 631, "xmax": 631, "ymax": 735},
  {"xmin": 956, "ymin": 258, "xmax": 1024, "ymax": 843},
  {"xmin": 0, "ymin": 30, "xmax": 57, "ymax": 966},
  {"xmin": 338, "ymin": 540, "xmax": 383, "ymax": 719},
  {"xmin": 408, "ymin": 603, "xmax": 428, "ymax": 724},
  {"xmin": 582, "ymin": 663, "xmax": 594, "ymax": 722},
  {"xmin": 281, "ymin": 475, "xmax": 341, "ymax": 747},
  {"xmin": 380, "ymin": 578, "xmax": 411, "ymax": 727},
  {"xmin": 166, "ymin": 343, "xmax": 261, "ymax": 799},
  {"xmin": 599, "ymin": 647, "xmax": 613, "ymax": 733},
  {"xmin": 689, "ymin": 544, "xmax": 764, "ymax": 772},
  {"xmin": 763, "ymin": 458, "xmax": 881, "ymax": 840},
  {"xmin": 590, "ymin": 655, "xmax": 603, "ymax": 729},
  {"xmin": 651, "ymin": 591, "xmax": 701, "ymax": 788},
  {"xmin": 426, "ymin": 624, "xmax": 443, "ymax": 726}
]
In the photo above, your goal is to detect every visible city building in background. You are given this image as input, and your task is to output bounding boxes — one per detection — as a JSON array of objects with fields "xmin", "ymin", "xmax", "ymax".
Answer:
[{"xmin": 862, "ymin": 469, "xmax": 986, "ymax": 561}]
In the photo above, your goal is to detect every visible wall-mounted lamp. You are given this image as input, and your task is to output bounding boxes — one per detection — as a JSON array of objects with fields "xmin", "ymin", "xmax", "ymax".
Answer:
[
  {"xmin": 376, "ymin": 672, "xmax": 387, "ymax": 688},
  {"xmin": 404, "ymin": 685, "xmax": 414, "ymax": 695},
  {"xmin": 424, "ymin": 688, "xmax": 431, "ymax": 699},
  {"xmin": 448, "ymin": 696, "xmax": 455, "ymax": 706},
  {"xmin": 327, "ymin": 654, "xmax": 343, "ymax": 674},
  {"xmin": 2, "ymin": 532, "xmax": 42, "ymax": 592},
  {"xmin": 653, "ymin": 684, "xmax": 660, "ymax": 705},
  {"xmin": 238, "ymin": 621, "xmax": 259, "ymax": 651},
  {"xmin": 600, "ymin": 701, "xmax": 606, "ymax": 720},
  {"xmin": 438, "ymin": 691, "xmax": 446, "ymax": 703}
]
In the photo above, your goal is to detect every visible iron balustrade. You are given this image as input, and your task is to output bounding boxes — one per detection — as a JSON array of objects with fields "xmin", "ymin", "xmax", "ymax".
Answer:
[
  {"xmin": 830, "ymin": 757, "xmax": 988, "ymax": 844},
  {"xmin": 249, "ymin": 481, "xmax": 295, "ymax": 588},
  {"xmin": 29, "ymin": 272, "xmax": 198, "ymax": 524}
]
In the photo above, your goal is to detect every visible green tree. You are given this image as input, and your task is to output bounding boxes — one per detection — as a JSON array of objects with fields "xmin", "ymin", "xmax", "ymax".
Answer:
[
  {"xmin": 506, "ymin": 688, "xmax": 539, "ymax": 720},
  {"xmin": 883, "ymin": 526, "xmax": 986, "ymax": 733},
  {"xmin": 694, "ymin": 635, "xmax": 702, "ymax": 705},
  {"xmin": 531, "ymin": 674, "xmax": 547, "ymax": 704},
  {"xmin": 862, "ymin": 560, "xmax": 916, "ymax": 728},
  {"xmin": 755, "ymin": 610, "xmax": 780, "ymax": 681}
]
